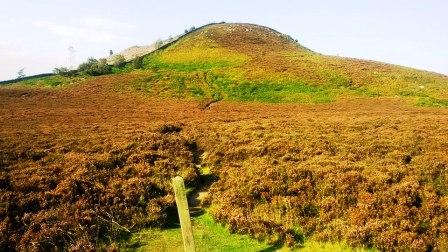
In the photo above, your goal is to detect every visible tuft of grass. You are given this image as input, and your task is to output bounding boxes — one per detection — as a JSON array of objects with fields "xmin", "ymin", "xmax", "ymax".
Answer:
[{"xmin": 416, "ymin": 97, "xmax": 448, "ymax": 108}]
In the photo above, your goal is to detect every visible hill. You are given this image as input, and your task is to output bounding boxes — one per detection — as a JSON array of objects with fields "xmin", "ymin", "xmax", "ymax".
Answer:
[
  {"xmin": 4, "ymin": 22, "xmax": 448, "ymax": 106},
  {"xmin": 137, "ymin": 22, "xmax": 448, "ymax": 105},
  {"xmin": 1, "ymin": 23, "xmax": 448, "ymax": 251}
]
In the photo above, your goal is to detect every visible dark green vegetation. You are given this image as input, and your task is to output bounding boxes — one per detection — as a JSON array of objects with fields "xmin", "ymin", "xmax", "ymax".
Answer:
[{"xmin": 78, "ymin": 58, "xmax": 113, "ymax": 76}]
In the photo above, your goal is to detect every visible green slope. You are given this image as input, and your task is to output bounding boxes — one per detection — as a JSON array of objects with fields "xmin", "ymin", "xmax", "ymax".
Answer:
[
  {"xmin": 136, "ymin": 22, "xmax": 448, "ymax": 105},
  {"xmin": 5, "ymin": 22, "xmax": 448, "ymax": 106}
]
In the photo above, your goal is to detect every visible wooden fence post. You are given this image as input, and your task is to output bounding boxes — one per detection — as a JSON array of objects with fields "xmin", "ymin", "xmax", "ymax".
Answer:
[{"xmin": 172, "ymin": 176, "xmax": 196, "ymax": 252}]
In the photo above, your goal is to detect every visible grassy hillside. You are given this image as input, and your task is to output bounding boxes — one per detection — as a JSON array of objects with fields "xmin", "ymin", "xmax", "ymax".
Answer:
[
  {"xmin": 1, "ymin": 23, "xmax": 448, "ymax": 251},
  {"xmin": 133, "ymin": 23, "xmax": 448, "ymax": 105},
  {"xmin": 6, "ymin": 23, "xmax": 447, "ymax": 106}
]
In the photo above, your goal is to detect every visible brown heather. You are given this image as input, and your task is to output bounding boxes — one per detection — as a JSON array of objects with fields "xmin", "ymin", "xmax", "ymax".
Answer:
[
  {"xmin": 1, "ymin": 73, "xmax": 447, "ymax": 250},
  {"xmin": 1, "ymin": 22, "xmax": 448, "ymax": 251}
]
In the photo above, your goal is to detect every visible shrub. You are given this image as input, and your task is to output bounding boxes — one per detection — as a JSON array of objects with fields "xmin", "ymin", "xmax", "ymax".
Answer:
[
  {"xmin": 113, "ymin": 55, "xmax": 126, "ymax": 68},
  {"xmin": 78, "ymin": 58, "xmax": 112, "ymax": 76},
  {"xmin": 53, "ymin": 67, "xmax": 69, "ymax": 75},
  {"xmin": 78, "ymin": 58, "xmax": 97, "ymax": 72},
  {"xmin": 184, "ymin": 26, "xmax": 196, "ymax": 34},
  {"xmin": 202, "ymin": 118, "xmax": 448, "ymax": 250},
  {"xmin": 53, "ymin": 67, "xmax": 76, "ymax": 77},
  {"xmin": 0, "ymin": 132, "xmax": 200, "ymax": 251},
  {"xmin": 133, "ymin": 56, "xmax": 144, "ymax": 69},
  {"xmin": 159, "ymin": 124, "xmax": 182, "ymax": 134},
  {"xmin": 154, "ymin": 39, "xmax": 163, "ymax": 49},
  {"xmin": 17, "ymin": 68, "xmax": 26, "ymax": 79}
]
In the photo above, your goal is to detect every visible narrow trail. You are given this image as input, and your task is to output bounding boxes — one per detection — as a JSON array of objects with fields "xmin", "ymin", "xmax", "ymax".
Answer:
[
  {"xmin": 200, "ymin": 98, "xmax": 221, "ymax": 110},
  {"xmin": 188, "ymin": 172, "xmax": 214, "ymax": 206},
  {"xmin": 187, "ymin": 166, "xmax": 216, "ymax": 217},
  {"xmin": 186, "ymin": 149, "xmax": 216, "ymax": 216}
]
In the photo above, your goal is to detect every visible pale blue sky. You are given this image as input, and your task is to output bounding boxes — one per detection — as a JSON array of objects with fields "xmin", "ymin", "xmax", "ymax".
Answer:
[{"xmin": 1, "ymin": 0, "xmax": 447, "ymax": 80}]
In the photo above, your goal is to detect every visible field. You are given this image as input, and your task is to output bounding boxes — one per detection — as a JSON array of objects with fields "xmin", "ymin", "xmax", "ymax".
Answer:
[{"xmin": 1, "ymin": 73, "xmax": 448, "ymax": 251}]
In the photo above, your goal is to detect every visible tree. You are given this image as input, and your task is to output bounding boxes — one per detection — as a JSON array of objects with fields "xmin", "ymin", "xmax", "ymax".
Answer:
[
  {"xmin": 154, "ymin": 39, "xmax": 163, "ymax": 49},
  {"xmin": 89, "ymin": 58, "xmax": 111, "ymax": 75},
  {"xmin": 17, "ymin": 68, "xmax": 26, "ymax": 79},
  {"xmin": 53, "ymin": 67, "xmax": 76, "ymax": 77},
  {"xmin": 78, "ymin": 57, "xmax": 98, "ymax": 72},
  {"xmin": 133, "ymin": 56, "xmax": 144, "ymax": 69},
  {"xmin": 53, "ymin": 67, "xmax": 69, "ymax": 75},
  {"xmin": 113, "ymin": 55, "xmax": 126, "ymax": 68},
  {"xmin": 78, "ymin": 57, "xmax": 112, "ymax": 76}
]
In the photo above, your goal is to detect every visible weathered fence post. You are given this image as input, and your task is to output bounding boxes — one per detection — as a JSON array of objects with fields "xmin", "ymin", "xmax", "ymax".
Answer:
[{"xmin": 172, "ymin": 176, "xmax": 196, "ymax": 252}]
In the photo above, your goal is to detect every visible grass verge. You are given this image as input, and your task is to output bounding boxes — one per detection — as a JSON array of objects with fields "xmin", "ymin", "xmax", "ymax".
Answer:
[{"xmin": 120, "ymin": 211, "xmax": 375, "ymax": 252}]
